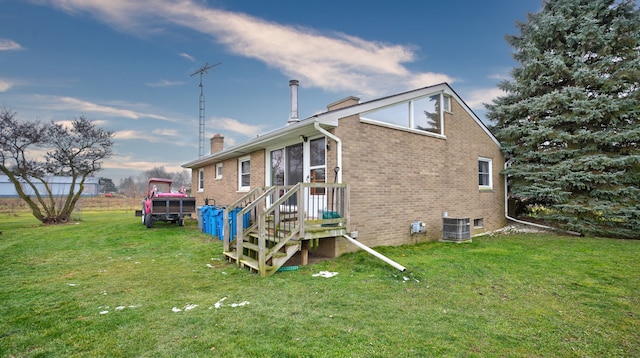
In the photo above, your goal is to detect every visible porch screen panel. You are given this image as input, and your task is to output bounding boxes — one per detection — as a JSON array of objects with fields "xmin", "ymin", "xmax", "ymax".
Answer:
[
  {"xmin": 271, "ymin": 149, "xmax": 284, "ymax": 186},
  {"xmin": 286, "ymin": 143, "xmax": 303, "ymax": 185},
  {"xmin": 309, "ymin": 137, "xmax": 326, "ymax": 195}
]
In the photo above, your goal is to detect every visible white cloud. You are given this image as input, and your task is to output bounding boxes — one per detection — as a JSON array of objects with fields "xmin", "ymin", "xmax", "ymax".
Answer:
[
  {"xmin": 0, "ymin": 38, "xmax": 23, "ymax": 51},
  {"xmin": 209, "ymin": 117, "xmax": 266, "ymax": 137},
  {"xmin": 34, "ymin": 95, "xmax": 170, "ymax": 120},
  {"xmin": 145, "ymin": 79, "xmax": 184, "ymax": 88},
  {"xmin": 43, "ymin": 0, "xmax": 453, "ymax": 96},
  {"xmin": 102, "ymin": 155, "xmax": 185, "ymax": 173},
  {"xmin": 0, "ymin": 79, "xmax": 13, "ymax": 92},
  {"xmin": 179, "ymin": 52, "xmax": 195, "ymax": 62},
  {"xmin": 114, "ymin": 129, "xmax": 192, "ymax": 147},
  {"xmin": 464, "ymin": 88, "xmax": 506, "ymax": 110}
]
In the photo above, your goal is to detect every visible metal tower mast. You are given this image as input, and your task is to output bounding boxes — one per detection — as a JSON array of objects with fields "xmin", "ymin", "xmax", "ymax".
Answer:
[{"xmin": 190, "ymin": 62, "xmax": 220, "ymax": 157}]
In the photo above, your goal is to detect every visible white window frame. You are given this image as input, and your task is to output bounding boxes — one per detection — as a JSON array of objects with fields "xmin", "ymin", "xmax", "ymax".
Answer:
[
  {"xmin": 443, "ymin": 95, "xmax": 451, "ymax": 112},
  {"xmin": 197, "ymin": 168, "xmax": 204, "ymax": 192},
  {"xmin": 215, "ymin": 163, "xmax": 223, "ymax": 180},
  {"xmin": 238, "ymin": 156, "xmax": 250, "ymax": 192},
  {"xmin": 360, "ymin": 91, "xmax": 446, "ymax": 138},
  {"xmin": 478, "ymin": 157, "xmax": 493, "ymax": 189}
]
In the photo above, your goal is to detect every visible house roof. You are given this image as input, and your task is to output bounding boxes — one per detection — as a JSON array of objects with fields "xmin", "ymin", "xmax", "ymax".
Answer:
[{"xmin": 182, "ymin": 82, "xmax": 500, "ymax": 169}]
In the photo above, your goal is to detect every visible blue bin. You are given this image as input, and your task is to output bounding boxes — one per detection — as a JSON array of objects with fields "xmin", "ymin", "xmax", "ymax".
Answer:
[
  {"xmin": 199, "ymin": 205, "xmax": 217, "ymax": 234},
  {"xmin": 209, "ymin": 208, "xmax": 224, "ymax": 240},
  {"xmin": 229, "ymin": 207, "xmax": 251, "ymax": 241}
]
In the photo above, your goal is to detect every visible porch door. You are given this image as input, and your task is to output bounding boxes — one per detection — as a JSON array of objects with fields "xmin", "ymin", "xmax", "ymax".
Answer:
[
  {"xmin": 307, "ymin": 137, "xmax": 327, "ymax": 219},
  {"xmin": 268, "ymin": 139, "xmax": 326, "ymax": 216}
]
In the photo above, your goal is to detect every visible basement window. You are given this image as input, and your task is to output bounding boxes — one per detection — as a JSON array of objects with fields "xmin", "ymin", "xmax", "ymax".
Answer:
[{"xmin": 474, "ymin": 218, "xmax": 484, "ymax": 228}]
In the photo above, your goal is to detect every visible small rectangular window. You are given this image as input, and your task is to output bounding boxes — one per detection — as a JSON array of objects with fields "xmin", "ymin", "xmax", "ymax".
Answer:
[
  {"xmin": 215, "ymin": 163, "xmax": 223, "ymax": 180},
  {"xmin": 198, "ymin": 168, "xmax": 204, "ymax": 192},
  {"xmin": 238, "ymin": 157, "xmax": 250, "ymax": 191},
  {"xmin": 443, "ymin": 95, "xmax": 451, "ymax": 112},
  {"xmin": 478, "ymin": 158, "xmax": 492, "ymax": 189},
  {"xmin": 474, "ymin": 218, "xmax": 484, "ymax": 228}
]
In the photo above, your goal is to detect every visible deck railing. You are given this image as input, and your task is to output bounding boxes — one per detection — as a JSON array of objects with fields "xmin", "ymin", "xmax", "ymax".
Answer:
[{"xmin": 224, "ymin": 183, "xmax": 349, "ymax": 275}]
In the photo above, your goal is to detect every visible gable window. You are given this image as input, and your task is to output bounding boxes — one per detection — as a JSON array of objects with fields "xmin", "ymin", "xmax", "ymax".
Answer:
[
  {"xmin": 443, "ymin": 95, "xmax": 451, "ymax": 112},
  {"xmin": 361, "ymin": 92, "xmax": 448, "ymax": 136},
  {"xmin": 478, "ymin": 158, "xmax": 492, "ymax": 189},
  {"xmin": 215, "ymin": 163, "xmax": 223, "ymax": 180},
  {"xmin": 238, "ymin": 156, "xmax": 250, "ymax": 191},
  {"xmin": 198, "ymin": 168, "xmax": 204, "ymax": 192}
]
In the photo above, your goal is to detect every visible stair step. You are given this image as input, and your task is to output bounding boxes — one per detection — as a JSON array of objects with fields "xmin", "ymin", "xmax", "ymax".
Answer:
[{"xmin": 239, "ymin": 256, "xmax": 274, "ymax": 272}]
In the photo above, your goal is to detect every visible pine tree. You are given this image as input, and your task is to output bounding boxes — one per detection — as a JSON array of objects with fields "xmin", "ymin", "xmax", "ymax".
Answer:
[{"xmin": 486, "ymin": 0, "xmax": 640, "ymax": 238}]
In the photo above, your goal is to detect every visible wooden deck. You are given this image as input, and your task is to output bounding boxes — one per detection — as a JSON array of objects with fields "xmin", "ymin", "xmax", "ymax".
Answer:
[{"xmin": 222, "ymin": 183, "xmax": 349, "ymax": 276}]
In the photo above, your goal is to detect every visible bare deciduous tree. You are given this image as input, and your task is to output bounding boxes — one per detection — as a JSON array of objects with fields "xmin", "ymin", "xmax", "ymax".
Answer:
[{"xmin": 0, "ymin": 109, "xmax": 114, "ymax": 224}]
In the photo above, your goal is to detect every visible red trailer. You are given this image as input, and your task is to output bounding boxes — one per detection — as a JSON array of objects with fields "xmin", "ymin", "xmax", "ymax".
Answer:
[{"xmin": 139, "ymin": 178, "xmax": 196, "ymax": 228}]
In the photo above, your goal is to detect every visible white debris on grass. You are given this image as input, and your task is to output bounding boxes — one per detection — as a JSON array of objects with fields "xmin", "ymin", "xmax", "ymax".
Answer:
[
  {"xmin": 230, "ymin": 301, "xmax": 249, "ymax": 307},
  {"xmin": 213, "ymin": 297, "xmax": 227, "ymax": 309},
  {"xmin": 98, "ymin": 305, "xmax": 140, "ymax": 315},
  {"xmin": 172, "ymin": 304, "xmax": 199, "ymax": 313},
  {"xmin": 206, "ymin": 264, "xmax": 215, "ymax": 268},
  {"xmin": 209, "ymin": 297, "xmax": 250, "ymax": 309},
  {"xmin": 68, "ymin": 283, "xmax": 78, "ymax": 287},
  {"xmin": 312, "ymin": 271, "xmax": 338, "ymax": 278}
]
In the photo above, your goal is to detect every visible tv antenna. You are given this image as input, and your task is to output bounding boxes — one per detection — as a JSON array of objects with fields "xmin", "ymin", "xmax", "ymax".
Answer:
[{"xmin": 190, "ymin": 62, "xmax": 220, "ymax": 157}]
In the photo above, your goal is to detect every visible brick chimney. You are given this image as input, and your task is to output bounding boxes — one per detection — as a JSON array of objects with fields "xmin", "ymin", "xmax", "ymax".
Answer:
[
  {"xmin": 327, "ymin": 96, "xmax": 360, "ymax": 111},
  {"xmin": 210, "ymin": 134, "xmax": 224, "ymax": 154}
]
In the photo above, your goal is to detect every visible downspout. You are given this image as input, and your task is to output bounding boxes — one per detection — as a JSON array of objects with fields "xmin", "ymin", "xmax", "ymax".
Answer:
[
  {"xmin": 343, "ymin": 235, "xmax": 406, "ymax": 272},
  {"xmin": 314, "ymin": 121, "xmax": 342, "ymax": 183},
  {"xmin": 503, "ymin": 161, "xmax": 582, "ymax": 236}
]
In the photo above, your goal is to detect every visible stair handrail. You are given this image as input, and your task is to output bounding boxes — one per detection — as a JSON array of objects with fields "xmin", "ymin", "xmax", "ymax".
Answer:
[
  {"xmin": 223, "ymin": 186, "xmax": 265, "ymax": 253},
  {"xmin": 258, "ymin": 183, "xmax": 302, "ymax": 275},
  {"xmin": 235, "ymin": 187, "xmax": 277, "ymax": 266}
]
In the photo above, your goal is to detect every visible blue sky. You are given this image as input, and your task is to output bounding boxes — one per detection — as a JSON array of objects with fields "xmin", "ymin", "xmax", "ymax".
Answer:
[{"xmin": 1, "ymin": 0, "xmax": 544, "ymax": 183}]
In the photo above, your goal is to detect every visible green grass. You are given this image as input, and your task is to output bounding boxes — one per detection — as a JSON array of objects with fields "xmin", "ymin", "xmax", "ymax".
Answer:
[{"xmin": 1, "ymin": 211, "xmax": 639, "ymax": 357}]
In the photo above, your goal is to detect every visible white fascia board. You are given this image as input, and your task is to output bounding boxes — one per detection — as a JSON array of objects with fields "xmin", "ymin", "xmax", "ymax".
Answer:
[
  {"xmin": 312, "ymin": 82, "xmax": 501, "ymax": 148},
  {"xmin": 181, "ymin": 118, "xmax": 336, "ymax": 169}
]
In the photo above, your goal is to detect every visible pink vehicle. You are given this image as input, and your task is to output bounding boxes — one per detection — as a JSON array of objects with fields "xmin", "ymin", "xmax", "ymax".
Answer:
[{"xmin": 139, "ymin": 178, "xmax": 196, "ymax": 228}]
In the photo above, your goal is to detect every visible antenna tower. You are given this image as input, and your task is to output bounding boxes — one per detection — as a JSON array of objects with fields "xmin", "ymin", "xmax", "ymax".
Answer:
[{"xmin": 190, "ymin": 62, "xmax": 220, "ymax": 157}]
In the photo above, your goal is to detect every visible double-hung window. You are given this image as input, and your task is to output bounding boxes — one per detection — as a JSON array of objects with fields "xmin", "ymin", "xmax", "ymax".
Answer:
[
  {"xmin": 197, "ymin": 168, "xmax": 204, "ymax": 192},
  {"xmin": 478, "ymin": 158, "xmax": 492, "ymax": 189},
  {"xmin": 238, "ymin": 156, "xmax": 250, "ymax": 191}
]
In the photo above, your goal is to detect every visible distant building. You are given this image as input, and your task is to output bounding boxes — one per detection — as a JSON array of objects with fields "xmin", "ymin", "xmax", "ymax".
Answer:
[{"xmin": 0, "ymin": 175, "xmax": 100, "ymax": 198}]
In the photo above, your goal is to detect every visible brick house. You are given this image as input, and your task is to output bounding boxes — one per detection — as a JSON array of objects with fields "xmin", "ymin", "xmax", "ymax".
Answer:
[{"xmin": 183, "ymin": 82, "xmax": 505, "ymax": 274}]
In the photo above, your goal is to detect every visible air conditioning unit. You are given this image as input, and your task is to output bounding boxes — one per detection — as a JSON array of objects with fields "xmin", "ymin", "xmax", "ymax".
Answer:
[{"xmin": 442, "ymin": 218, "xmax": 471, "ymax": 242}]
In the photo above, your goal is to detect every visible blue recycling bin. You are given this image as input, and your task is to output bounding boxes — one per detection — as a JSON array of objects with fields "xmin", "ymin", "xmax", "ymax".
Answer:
[
  {"xmin": 209, "ymin": 208, "xmax": 224, "ymax": 240},
  {"xmin": 229, "ymin": 207, "xmax": 251, "ymax": 241},
  {"xmin": 198, "ymin": 205, "xmax": 217, "ymax": 234}
]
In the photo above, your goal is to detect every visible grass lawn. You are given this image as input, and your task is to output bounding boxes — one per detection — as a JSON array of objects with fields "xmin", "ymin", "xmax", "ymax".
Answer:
[{"xmin": 1, "ymin": 211, "xmax": 639, "ymax": 357}]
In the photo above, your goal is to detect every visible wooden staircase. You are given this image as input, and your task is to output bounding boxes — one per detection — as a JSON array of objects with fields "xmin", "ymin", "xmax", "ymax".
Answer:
[{"xmin": 222, "ymin": 183, "xmax": 349, "ymax": 276}]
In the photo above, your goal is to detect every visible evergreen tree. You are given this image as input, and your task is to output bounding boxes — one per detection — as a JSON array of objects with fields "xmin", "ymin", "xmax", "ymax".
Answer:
[{"xmin": 486, "ymin": 0, "xmax": 640, "ymax": 238}]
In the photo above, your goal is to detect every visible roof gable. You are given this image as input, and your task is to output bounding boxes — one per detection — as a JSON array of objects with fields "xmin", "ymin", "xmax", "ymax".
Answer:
[{"xmin": 182, "ymin": 83, "xmax": 500, "ymax": 169}]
